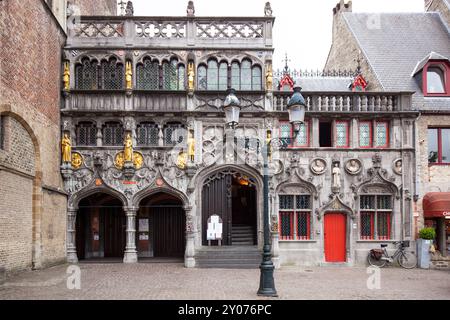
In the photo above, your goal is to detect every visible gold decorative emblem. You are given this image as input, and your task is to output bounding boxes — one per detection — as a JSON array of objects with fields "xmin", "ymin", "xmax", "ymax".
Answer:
[
  {"xmin": 177, "ymin": 151, "xmax": 188, "ymax": 170},
  {"xmin": 63, "ymin": 61, "xmax": 70, "ymax": 91},
  {"xmin": 115, "ymin": 151, "xmax": 144, "ymax": 170},
  {"xmin": 61, "ymin": 132, "xmax": 72, "ymax": 163},
  {"xmin": 133, "ymin": 152, "xmax": 144, "ymax": 169},
  {"xmin": 125, "ymin": 61, "xmax": 132, "ymax": 90},
  {"xmin": 71, "ymin": 152, "xmax": 83, "ymax": 169},
  {"xmin": 115, "ymin": 152, "xmax": 125, "ymax": 169},
  {"xmin": 187, "ymin": 62, "xmax": 195, "ymax": 91},
  {"xmin": 265, "ymin": 63, "xmax": 273, "ymax": 91}
]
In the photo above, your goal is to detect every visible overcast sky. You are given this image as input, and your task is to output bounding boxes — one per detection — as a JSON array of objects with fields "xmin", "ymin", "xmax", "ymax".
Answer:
[{"xmin": 122, "ymin": 0, "xmax": 424, "ymax": 70}]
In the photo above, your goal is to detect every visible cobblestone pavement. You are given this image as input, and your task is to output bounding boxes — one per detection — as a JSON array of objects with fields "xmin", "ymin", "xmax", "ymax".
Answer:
[{"xmin": 0, "ymin": 263, "xmax": 449, "ymax": 300}]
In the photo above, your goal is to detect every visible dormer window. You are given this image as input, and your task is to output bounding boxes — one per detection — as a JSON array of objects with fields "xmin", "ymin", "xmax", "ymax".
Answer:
[{"xmin": 427, "ymin": 67, "xmax": 445, "ymax": 94}]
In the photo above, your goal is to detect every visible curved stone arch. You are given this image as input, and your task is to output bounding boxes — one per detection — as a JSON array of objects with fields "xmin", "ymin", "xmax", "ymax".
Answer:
[
  {"xmin": 0, "ymin": 105, "xmax": 43, "ymax": 268},
  {"xmin": 352, "ymin": 176, "xmax": 400, "ymax": 200},
  {"xmin": 197, "ymin": 52, "xmax": 263, "ymax": 67},
  {"xmin": 74, "ymin": 54, "xmax": 100, "ymax": 65},
  {"xmin": 133, "ymin": 184, "xmax": 190, "ymax": 209},
  {"xmin": 316, "ymin": 195, "xmax": 355, "ymax": 221},
  {"xmin": 68, "ymin": 184, "xmax": 128, "ymax": 210}
]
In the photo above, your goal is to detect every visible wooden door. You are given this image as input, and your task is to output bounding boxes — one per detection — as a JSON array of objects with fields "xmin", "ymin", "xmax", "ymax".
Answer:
[
  {"xmin": 324, "ymin": 213, "xmax": 347, "ymax": 262},
  {"xmin": 75, "ymin": 210, "xmax": 86, "ymax": 260},
  {"xmin": 153, "ymin": 207, "xmax": 186, "ymax": 257},
  {"xmin": 103, "ymin": 208, "xmax": 126, "ymax": 258},
  {"xmin": 202, "ymin": 174, "xmax": 232, "ymax": 245}
]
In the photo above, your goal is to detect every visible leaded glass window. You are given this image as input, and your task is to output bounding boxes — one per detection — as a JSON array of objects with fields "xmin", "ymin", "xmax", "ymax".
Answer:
[
  {"xmin": 375, "ymin": 122, "xmax": 388, "ymax": 147},
  {"xmin": 164, "ymin": 123, "xmax": 185, "ymax": 146},
  {"xmin": 198, "ymin": 65, "xmax": 207, "ymax": 90},
  {"xmin": 103, "ymin": 122, "xmax": 124, "ymax": 146},
  {"xmin": 163, "ymin": 59, "xmax": 178, "ymax": 90},
  {"xmin": 75, "ymin": 58, "xmax": 98, "ymax": 90},
  {"xmin": 359, "ymin": 121, "xmax": 371, "ymax": 148},
  {"xmin": 360, "ymin": 194, "xmax": 392, "ymax": 240},
  {"xmin": 219, "ymin": 62, "xmax": 228, "ymax": 90},
  {"xmin": 207, "ymin": 60, "xmax": 218, "ymax": 90},
  {"xmin": 136, "ymin": 58, "xmax": 159, "ymax": 90},
  {"xmin": 76, "ymin": 122, "xmax": 97, "ymax": 146},
  {"xmin": 335, "ymin": 121, "xmax": 349, "ymax": 148},
  {"xmin": 137, "ymin": 122, "xmax": 159, "ymax": 146},
  {"xmin": 295, "ymin": 122, "xmax": 309, "ymax": 147},
  {"xmin": 101, "ymin": 58, "xmax": 124, "ymax": 90},
  {"xmin": 251, "ymin": 65, "xmax": 262, "ymax": 90},
  {"xmin": 178, "ymin": 65, "xmax": 186, "ymax": 90},
  {"xmin": 279, "ymin": 194, "xmax": 312, "ymax": 240},
  {"xmin": 231, "ymin": 62, "xmax": 240, "ymax": 90},
  {"xmin": 240, "ymin": 59, "xmax": 252, "ymax": 90}
]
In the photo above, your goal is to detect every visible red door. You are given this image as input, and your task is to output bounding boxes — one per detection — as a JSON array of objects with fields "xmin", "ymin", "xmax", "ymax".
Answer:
[{"xmin": 324, "ymin": 213, "xmax": 347, "ymax": 262}]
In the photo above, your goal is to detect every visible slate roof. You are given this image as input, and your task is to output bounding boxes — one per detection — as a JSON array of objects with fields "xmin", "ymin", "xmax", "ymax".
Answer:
[{"xmin": 342, "ymin": 12, "xmax": 450, "ymax": 111}]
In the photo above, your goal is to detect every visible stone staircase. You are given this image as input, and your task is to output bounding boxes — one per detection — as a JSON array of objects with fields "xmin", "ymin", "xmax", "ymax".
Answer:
[
  {"xmin": 195, "ymin": 246, "xmax": 261, "ymax": 269},
  {"xmin": 231, "ymin": 225, "xmax": 255, "ymax": 246}
]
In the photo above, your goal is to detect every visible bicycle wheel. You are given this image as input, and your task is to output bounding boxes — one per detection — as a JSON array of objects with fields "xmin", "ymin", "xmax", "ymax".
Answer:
[
  {"xmin": 367, "ymin": 252, "xmax": 387, "ymax": 268},
  {"xmin": 398, "ymin": 251, "xmax": 417, "ymax": 269}
]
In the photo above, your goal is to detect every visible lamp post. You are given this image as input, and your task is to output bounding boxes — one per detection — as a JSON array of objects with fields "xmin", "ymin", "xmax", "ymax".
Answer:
[{"xmin": 223, "ymin": 87, "xmax": 306, "ymax": 297}]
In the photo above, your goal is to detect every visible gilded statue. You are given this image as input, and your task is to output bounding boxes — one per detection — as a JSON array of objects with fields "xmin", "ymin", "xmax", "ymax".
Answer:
[
  {"xmin": 187, "ymin": 130, "xmax": 195, "ymax": 162},
  {"xmin": 63, "ymin": 62, "xmax": 70, "ymax": 91},
  {"xmin": 61, "ymin": 132, "xmax": 71, "ymax": 163},
  {"xmin": 177, "ymin": 151, "xmax": 187, "ymax": 170},
  {"xmin": 133, "ymin": 152, "xmax": 144, "ymax": 169},
  {"xmin": 188, "ymin": 62, "xmax": 195, "ymax": 91},
  {"xmin": 71, "ymin": 153, "xmax": 83, "ymax": 169},
  {"xmin": 124, "ymin": 132, "xmax": 133, "ymax": 162},
  {"xmin": 114, "ymin": 152, "xmax": 125, "ymax": 169},
  {"xmin": 265, "ymin": 65, "xmax": 273, "ymax": 91},
  {"xmin": 126, "ymin": 61, "xmax": 132, "ymax": 90}
]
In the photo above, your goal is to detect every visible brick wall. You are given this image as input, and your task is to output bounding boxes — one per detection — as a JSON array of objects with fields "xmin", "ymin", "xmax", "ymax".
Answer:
[{"xmin": 69, "ymin": 0, "xmax": 117, "ymax": 16}]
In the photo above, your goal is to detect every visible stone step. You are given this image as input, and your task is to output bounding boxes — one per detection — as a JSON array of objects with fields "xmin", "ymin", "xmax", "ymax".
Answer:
[{"xmin": 195, "ymin": 246, "xmax": 261, "ymax": 268}]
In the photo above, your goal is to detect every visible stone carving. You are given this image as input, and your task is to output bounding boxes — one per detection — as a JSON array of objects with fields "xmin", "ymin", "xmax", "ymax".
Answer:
[
  {"xmin": 195, "ymin": 94, "xmax": 264, "ymax": 111},
  {"xmin": 202, "ymin": 126, "xmax": 224, "ymax": 166},
  {"xmin": 264, "ymin": 2, "xmax": 273, "ymax": 16},
  {"xmin": 75, "ymin": 22, "xmax": 124, "ymax": 38},
  {"xmin": 124, "ymin": 132, "xmax": 133, "ymax": 162},
  {"xmin": 345, "ymin": 159, "xmax": 362, "ymax": 175},
  {"xmin": 393, "ymin": 159, "xmax": 402, "ymax": 175},
  {"xmin": 64, "ymin": 169, "xmax": 94, "ymax": 194},
  {"xmin": 125, "ymin": 1, "xmax": 134, "ymax": 16},
  {"xmin": 310, "ymin": 158, "xmax": 326, "ymax": 175},
  {"xmin": 266, "ymin": 64, "xmax": 273, "ymax": 91},
  {"xmin": 187, "ymin": 62, "xmax": 195, "ymax": 91},
  {"xmin": 63, "ymin": 61, "xmax": 70, "ymax": 91},
  {"xmin": 188, "ymin": 130, "xmax": 195, "ymax": 163},
  {"xmin": 71, "ymin": 152, "xmax": 83, "ymax": 170},
  {"xmin": 271, "ymin": 214, "xmax": 278, "ymax": 233},
  {"xmin": 332, "ymin": 163, "xmax": 341, "ymax": 191},
  {"xmin": 187, "ymin": 1, "xmax": 195, "ymax": 16},
  {"xmin": 125, "ymin": 61, "xmax": 132, "ymax": 90},
  {"xmin": 177, "ymin": 151, "xmax": 188, "ymax": 169},
  {"xmin": 196, "ymin": 21, "xmax": 264, "ymax": 39},
  {"xmin": 316, "ymin": 194, "xmax": 355, "ymax": 221},
  {"xmin": 61, "ymin": 133, "xmax": 72, "ymax": 163},
  {"xmin": 135, "ymin": 21, "xmax": 187, "ymax": 38}
]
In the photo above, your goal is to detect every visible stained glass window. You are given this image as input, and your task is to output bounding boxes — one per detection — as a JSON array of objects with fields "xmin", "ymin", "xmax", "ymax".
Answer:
[
  {"xmin": 335, "ymin": 121, "xmax": 349, "ymax": 148},
  {"xmin": 137, "ymin": 122, "xmax": 159, "ymax": 146},
  {"xmin": 295, "ymin": 122, "xmax": 309, "ymax": 147},
  {"xmin": 178, "ymin": 65, "xmax": 185, "ymax": 90},
  {"xmin": 231, "ymin": 62, "xmax": 240, "ymax": 90},
  {"xmin": 375, "ymin": 122, "xmax": 388, "ymax": 147},
  {"xmin": 75, "ymin": 58, "xmax": 98, "ymax": 90},
  {"xmin": 280, "ymin": 122, "xmax": 291, "ymax": 146},
  {"xmin": 136, "ymin": 58, "xmax": 159, "ymax": 90},
  {"xmin": 164, "ymin": 123, "xmax": 185, "ymax": 146},
  {"xmin": 251, "ymin": 66, "xmax": 262, "ymax": 90},
  {"xmin": 101, "ymin": 58, "xmax": 124, "ymax": 90},
  {"xmin": 163, "ymin": 59, "xmax": 178, "ymax": 90},
  {"xmin": 218, "ymin": 62, "xmax": 228, "ymax": 90},
  {"xmin": 240, "ymin": 59, "xmax": 252, "ymax": 90},
  {"xmin": 359, "ymin": 122, "xmax": 371, "ymax": 147},
  {"xmin": 103, "ymin": 122, "xmax": 123, "ymax": 146},
  {"xmin": 198, "ymin": 65, "xmax": 207, "ymax": 90},
  {"xmin": 207, "ymin": 60, "xmax": 218, "ymax": 90}
]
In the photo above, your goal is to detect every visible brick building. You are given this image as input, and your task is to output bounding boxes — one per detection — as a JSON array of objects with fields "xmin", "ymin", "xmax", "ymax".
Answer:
[
  {"xmin": 325, "ymin": 0, "xmax": 450, "ymax": 264},
  {"xmin": 0, "ymin": 0, "xmax": 116, "ymax": 274}
]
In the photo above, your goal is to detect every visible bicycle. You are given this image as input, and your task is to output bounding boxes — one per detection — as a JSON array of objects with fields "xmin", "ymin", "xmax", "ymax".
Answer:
[{"xmin": 367, "ymin": 241, "xmax": 417, "ymax": 269}]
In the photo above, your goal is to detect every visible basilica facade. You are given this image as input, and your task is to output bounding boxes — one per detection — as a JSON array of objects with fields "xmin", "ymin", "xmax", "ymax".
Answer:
[{"xmin": 59, "ymin": 3, "xmax": 418, "ymax": 268}]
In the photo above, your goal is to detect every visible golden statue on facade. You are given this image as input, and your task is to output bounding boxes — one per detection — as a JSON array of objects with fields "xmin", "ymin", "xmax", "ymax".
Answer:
[
  {"xmin": 265, "ymin": 64, "xmax": 273, "ymax": 91},
  {"xmin": 63, "ymin": 61, "xmax": 70, "ymax": 91},
  {"xmin": 187, "ymin": 62, "xmax": 195, "ymax": 91},
  {"xmin": 71, "ymin": 152, "xmax": 83, "ymax": 169},
  {"xmin": 61, "ymin": 132, "xmax": 72, "ymax": 163},
  {"xmin": 133, "ymin": 152, "xmax": 144, "ymax": 169},
  {"xmin": 177, "ymin": 151, "xmax": 188, "ymax": 170},
  {"xmin": 187, "ymin": 130, "xmax": 195, "ymax": 162},
  {"xmin": 126, "ymin": 61, "xmax": 133, "ymax": 90},
  {"xmin": 124, "ymin": 132, "xmax": 133, "ymax": 162}
]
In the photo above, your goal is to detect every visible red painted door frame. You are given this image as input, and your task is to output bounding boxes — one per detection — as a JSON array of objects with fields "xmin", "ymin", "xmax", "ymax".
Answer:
[{"xmin": 324, "ymin": 212, "xmax": 347, "ymax": 262}]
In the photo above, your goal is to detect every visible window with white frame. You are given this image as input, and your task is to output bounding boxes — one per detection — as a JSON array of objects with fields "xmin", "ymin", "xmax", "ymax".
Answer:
[
  {"xmin": 360, "ymin": 194, "xmax": 392, "ymax": 240},
  {"xmin": 279, "ymin": 195, "xmax": 312, "ymax": 240}
]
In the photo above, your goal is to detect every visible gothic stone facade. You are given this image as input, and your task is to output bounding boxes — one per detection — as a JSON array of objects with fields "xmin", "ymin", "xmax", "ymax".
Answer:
[{"xmin": 60, "ymin": 10, "xmax": 417, "ymax": 267}]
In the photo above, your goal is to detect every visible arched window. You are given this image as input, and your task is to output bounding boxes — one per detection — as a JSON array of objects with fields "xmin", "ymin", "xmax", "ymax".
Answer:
[
  {"xmin": 240, "ymin": 59, "xmax": 252, "ymax": 90},
  {"xmin": 162, "ymin": 59, "xmax": 185, "ymax": 91},
  {"xmin": 427, "ymin": 67, "xmax": 445, "ymax": 94},
  {"xmin": 231, "ymin": 62, "xmax": 240, "ymax": 90},
  {"xmin": 207, "ymin": 60, "xmax": 219, "ymax": 90},
  {"xmin": 76, "ymin": 121, "xmax": 97, "ymax": 146},
  {"xmin": 103, "ymin": 122, "xmax": 124, "ymax": 146},
  {"xmin": 197, "ymin": 65, "xmax": 207, "ymax": 90},
  {"xmin": 164, "ymin": 122, "xmax": 185, "ymax": 146},
  {"xmin": 137, "ymin": 122, "xmax": 159, "ymax": 146},
  {"xmin": 100, "ymin": 58, "xmax": 124, "ymax": 90},
  {"xmin": 360, "ymin": 194, "xmax": 392, "ymax": 240},
  {"xmin": 219, "ymin": 62, "xmax": 228, "ymax": 90},
  {"xmin": 178, "ymin": 65, "xmax": 186, "ymax": 90},
  {"xmin": 75, "ymin": 58, "xmax": 98, "ymax": 90},
  {"xmin": 136, "ymin": 58, "xmax": 159, "ymax": 90},
  {"xmin": 252, "ymin": 65, "xmax": 262, "ymax": 90}
]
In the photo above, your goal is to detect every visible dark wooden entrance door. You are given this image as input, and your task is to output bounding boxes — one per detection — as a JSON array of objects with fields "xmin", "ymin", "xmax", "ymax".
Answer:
[
  {"xmin": 103, "ymin": 208, "xmax": 126, "ymax": 258},
  {"xmin": 153, "ymin": 206, "xmax": 185, "ymax": 257},
  {"xmin": 324, "ymin": 213, "xmax": 347, "ymax": 262}
]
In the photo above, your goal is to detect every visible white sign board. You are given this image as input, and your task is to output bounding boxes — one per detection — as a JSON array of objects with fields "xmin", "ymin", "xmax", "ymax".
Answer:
[
  {"xmin": 139, "ymin": 219, "xmax": 149, "ymax": 232},
  {"xmin": 207, "ymin": 215, "xmax": 223, "ymax": 240}
]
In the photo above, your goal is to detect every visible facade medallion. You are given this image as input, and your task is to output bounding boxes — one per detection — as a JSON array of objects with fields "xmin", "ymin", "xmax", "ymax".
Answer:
[
  {"xmin": 345, "ymin": 159, "xmax": 362, "ymax": 175},
  {"xmin": 115, "ymin": 151, "xmax": 144, "ymax": 170},
  {"xmin": 393, "ymin": 158, "xmax": 402, "ymax": 175},
  {"xmin": 71, "ymin": 152, "xmax": 83, "ymax": 169},
  {"xmin": 310, "ymin": 158, "xmax": 326, "ymax": 175}
]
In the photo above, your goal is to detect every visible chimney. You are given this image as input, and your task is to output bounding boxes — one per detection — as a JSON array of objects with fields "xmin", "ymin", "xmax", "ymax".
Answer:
[{"xmin": 333, "ymin": 0, "xmax": 352, "ymax": 15}]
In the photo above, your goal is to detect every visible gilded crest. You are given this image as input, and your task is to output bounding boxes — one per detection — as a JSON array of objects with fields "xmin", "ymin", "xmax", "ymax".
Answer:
[
  {"xmin": 71, "ymin": 152, "xmax": 83, "ymax": 169},
  {"xmin": 115, "ymin": 151, "xmax": 144, "ymax": 170}
]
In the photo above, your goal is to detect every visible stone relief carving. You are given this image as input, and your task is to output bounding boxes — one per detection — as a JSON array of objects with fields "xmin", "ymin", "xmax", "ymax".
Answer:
[
  {"xmin": 345, "ymin": 159, "xmax": 362, "ymax": 175},
  {"xmin": 393, "ymin": 158, "xmax": 402, "ymax": 175},
  {"xmin": 202, "ymin": 126, "xmax": 224, "ymax": 167},
  {"xmin": 316, "ymin": 194, "xmax": 355, "ymax": 221},
  {"xmin": 310, "ymin": 158, "xmax": 326, "ymax": 175},
  {"xmin": 194, "ymin": 94, "xmax": 264, "ymax": 111}
]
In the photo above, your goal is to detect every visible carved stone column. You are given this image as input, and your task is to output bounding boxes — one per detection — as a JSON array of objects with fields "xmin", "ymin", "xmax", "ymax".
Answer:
[
  {"xmin": 67, "ymin": 208, "xmax": 78, "ymax": 263},
  {"xmin": 184, "ymin": 206, "xmax": 195, "ymax": 268},
  {"xmin": 123, "ymin": 207, "xmax": 138, "ymax": 263},
  {"xmin": 270, "ymin": 212, "xmax": 280, "ymax": 269}
]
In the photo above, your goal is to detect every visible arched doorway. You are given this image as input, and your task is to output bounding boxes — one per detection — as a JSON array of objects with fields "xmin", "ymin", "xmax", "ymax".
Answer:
[
  {"xmin": 137, "ymin": 192, "xmax": 186, "ymax": 258},
  {"xmin": 76, "ymin": 193, "xmax": 126, "ymax": 260},
  {"xmin": 202, "ymin": 170, "xmax": 257, "ymax": 246}
]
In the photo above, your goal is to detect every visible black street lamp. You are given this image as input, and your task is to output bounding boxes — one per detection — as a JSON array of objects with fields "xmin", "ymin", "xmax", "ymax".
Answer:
[{"xmin": 223, "ymin": 86, "xmax": 306, "ymax": 297}]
